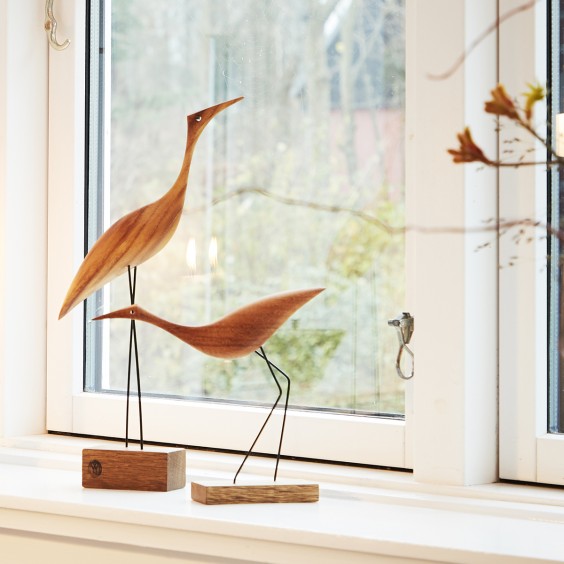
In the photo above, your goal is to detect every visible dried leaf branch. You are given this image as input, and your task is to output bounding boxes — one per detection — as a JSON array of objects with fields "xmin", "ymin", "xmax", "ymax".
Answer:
[{"xmin": 448, "ymin": 83, "xmax": 561, "ymax": 167}]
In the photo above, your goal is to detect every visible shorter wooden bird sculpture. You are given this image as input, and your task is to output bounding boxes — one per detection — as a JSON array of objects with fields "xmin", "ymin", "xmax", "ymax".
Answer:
[{"xmin": 94, "ymin": 287, "xmax": 324, "ymax": 482}]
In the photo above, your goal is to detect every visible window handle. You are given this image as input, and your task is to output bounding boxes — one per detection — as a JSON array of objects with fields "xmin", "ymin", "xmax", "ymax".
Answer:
[
  {"xmin": 388, "ymin": 312, "xmax": 414, "ymax": 380},
  {"xmin": 44, "ymin": 0, "xmax": 70, "ymax": 51}
]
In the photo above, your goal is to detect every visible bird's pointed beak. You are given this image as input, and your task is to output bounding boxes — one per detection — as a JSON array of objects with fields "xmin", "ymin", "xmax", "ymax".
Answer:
[
  {"xmin": 187, "ymin": 96, "xmax": 243, "ymax": 134},
  {"xmin": 202, "ymin": 96, "xmax": 244, "ymax": 116},
  {"xmin": 217, "ymin": 96, "xmax": 244, "ymax": 110},
  {"xmin": 92, "ymin": 305, "xmax": 139, "ymax": 321}
]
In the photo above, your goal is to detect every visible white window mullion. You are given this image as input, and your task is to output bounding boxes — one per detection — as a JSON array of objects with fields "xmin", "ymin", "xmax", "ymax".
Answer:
[{"xmin": 409, "ymin": 0, "xmax": 498, "ymax": 486}]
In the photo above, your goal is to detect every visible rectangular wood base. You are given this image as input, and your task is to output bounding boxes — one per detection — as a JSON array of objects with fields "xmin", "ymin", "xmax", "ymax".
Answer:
[
  {"xmin": 82, "ymin": 447, "xmax": 186, "ymax": 491},
  {"xmin": 191, "ymin": 480, "xmax": 319, "ymax": 505}
]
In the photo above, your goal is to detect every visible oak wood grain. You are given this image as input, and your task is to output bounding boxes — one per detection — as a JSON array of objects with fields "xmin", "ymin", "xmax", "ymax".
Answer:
[
  {"xmin": 191, "ymin": 481, "xmax": 319, "ymax": 505},
  {"xmin": 93, "ymin": 288, "xmax": 324, "ymax": 359},
  {"xmin": 82, "ymin": 447, "xmax": 186, "ymax": 491},
  {"xmin": 59, "ymin": 97, "xmax": 243, "ymax": 319}
]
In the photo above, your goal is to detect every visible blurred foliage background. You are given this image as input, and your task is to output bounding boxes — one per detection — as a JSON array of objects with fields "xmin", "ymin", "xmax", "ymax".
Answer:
[{"xmin": 85, "ymin": 0, "xmax": 406, "ymax": 415}]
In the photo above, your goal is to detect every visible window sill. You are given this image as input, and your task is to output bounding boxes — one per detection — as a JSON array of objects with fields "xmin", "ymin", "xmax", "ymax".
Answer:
[{"xmin": 0, "ymin": 435, "xmax": 563, "ymax": 563}]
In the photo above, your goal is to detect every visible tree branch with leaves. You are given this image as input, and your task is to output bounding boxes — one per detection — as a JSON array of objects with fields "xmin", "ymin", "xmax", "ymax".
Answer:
[{"xmin": 448, "ymin": 83, "xmax": 558, "ymax": 168}]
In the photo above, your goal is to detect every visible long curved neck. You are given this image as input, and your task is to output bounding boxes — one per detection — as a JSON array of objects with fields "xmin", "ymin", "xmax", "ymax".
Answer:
[
  {"xmin": 166, "ymin": 121, "xmax": 198, "ymax": 202},
  {"xmin": 164, "ymin": 97, "xmax": 243, "ymax": 204},
  {"xmin": 134, "ymin": 307, "xmax": 192, "ymax": 342}
]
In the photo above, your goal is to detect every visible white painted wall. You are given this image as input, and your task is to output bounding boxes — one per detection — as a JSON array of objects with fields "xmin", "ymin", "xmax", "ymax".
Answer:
[{"xmin": 0, "ymin": 0, "xmax": 48, "ymax": 437}]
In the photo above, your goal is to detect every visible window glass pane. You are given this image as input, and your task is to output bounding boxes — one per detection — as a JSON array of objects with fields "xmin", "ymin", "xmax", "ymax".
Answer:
[{"xmin": 85, "ymin": 0, "xmax": 407, "ymax": 416}]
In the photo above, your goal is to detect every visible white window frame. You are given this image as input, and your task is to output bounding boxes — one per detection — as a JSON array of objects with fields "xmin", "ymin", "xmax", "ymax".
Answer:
[
  {"xmin": 46, "ymin": 0, "xmax": 409, "ymax": 469},
  {"xmin": 34, "ymin": 0, "xmax": 551, "ymax": 484},
  {"xmin": 498, "ymin": 0, "xmax": 564, "ymax": 485}
]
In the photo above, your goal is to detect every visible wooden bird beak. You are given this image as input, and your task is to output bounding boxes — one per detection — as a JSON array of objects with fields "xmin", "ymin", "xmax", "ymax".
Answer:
[
  {"xmin": 187, "ymin": 96, "xmax": 244, "ymax": 141},
  {"xmin": 93, "ymin": 305, "xmax": 146, "ymax": 322}
]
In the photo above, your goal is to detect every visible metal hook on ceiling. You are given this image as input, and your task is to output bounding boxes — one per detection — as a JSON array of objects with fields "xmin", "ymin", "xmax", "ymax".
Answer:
[{"xmin": 44, "ymin": 0, "xmax": 70, "ymax": 51}]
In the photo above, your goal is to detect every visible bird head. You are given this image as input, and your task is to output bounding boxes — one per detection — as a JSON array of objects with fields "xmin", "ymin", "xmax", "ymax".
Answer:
[
  {"xmin": 92, "ymin": 304, "xmax": 151, "ymax": 323},
  {"xmin": 187, "ymin": 96, "xmax": 243, "ymax": 144}
]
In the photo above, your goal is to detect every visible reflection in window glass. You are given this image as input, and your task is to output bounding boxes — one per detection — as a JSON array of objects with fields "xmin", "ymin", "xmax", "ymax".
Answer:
[{"xmin": 85, "ymin": 0, "xmax": 406, "ymax": 416}]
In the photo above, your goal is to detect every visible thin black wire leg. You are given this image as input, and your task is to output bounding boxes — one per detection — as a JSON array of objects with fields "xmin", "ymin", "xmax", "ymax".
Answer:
[
  {"xmin": 125, "ymin": 318, "xmax": 133, "ymax": 448},
  {"xmin": 132, "ymin": 317, "xmax": 143, "ymax": 450},
  {"xmin": 255, "ymin": 348, "xmax": 291, "ymax": 482},
  {"xmin": 125, "ymin": 266, "xmax": 143, "ymax": 449},
  {"xmin": 232, "ymin": 346, "xmax": 282, "ymax": 484}
]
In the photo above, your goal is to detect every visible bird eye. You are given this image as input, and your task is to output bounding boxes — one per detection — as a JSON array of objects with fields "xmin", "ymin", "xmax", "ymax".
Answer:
[
  {"xmin": 129, "ymin": 309, "xmax": 135, "ymax": 315},
  {"xmin": 195, "ymin": 115, "xmax": 202, "ymax": 122}
]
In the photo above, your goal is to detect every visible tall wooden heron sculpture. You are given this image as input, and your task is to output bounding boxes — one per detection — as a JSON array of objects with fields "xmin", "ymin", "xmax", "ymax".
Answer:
[
  {"xmin": 94, "ymin": 287, "xmax": 324, "ymax": 482},
  {"xmin": 59, "ymin": 97, "xmax": 243, "ymax": 448}
]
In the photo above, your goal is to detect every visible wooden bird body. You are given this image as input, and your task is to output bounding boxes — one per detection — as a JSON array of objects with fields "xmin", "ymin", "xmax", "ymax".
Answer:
[
  {"xmin": 58, "ymin": 97, "xmax": 243, "ymax": 319},
  {"xmin": 93, "ymin": 288, "xmax": 324, "ymax": 360}
]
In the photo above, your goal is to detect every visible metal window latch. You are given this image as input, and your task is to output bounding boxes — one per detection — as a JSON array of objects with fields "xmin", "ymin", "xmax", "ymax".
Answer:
[{"xmin": 388, "ymin": 312, "xmax": 414, "ymax": 380}]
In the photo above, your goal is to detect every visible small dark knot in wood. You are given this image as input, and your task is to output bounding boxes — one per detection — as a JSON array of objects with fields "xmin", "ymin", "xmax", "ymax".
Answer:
[{"xmin": 88, "ymin": 459, "xmax": 103, "ymax": 477}]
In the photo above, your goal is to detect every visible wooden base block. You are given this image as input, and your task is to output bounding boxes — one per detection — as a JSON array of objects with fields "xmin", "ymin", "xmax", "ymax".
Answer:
[
  {"xmin": 82, "ymin": 447, "xmax": 186, "ymax": 491},
  {"xmin": 191, "ymin": 480, "xmax": 319, "ymax": 505}
]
